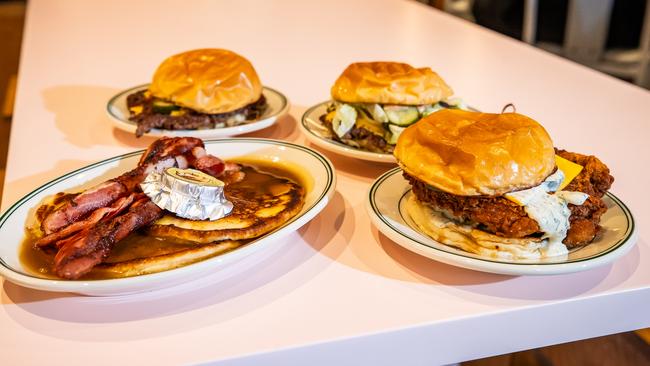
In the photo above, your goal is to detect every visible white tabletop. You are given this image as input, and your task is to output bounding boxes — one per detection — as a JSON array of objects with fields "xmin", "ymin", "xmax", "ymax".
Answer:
[{"xmin": 2, "ymin": 0, "xmax": 650, "ymax": 365}]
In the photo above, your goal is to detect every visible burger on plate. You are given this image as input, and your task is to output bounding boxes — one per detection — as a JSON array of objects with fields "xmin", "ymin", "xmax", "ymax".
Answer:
[
  {"xmin": 127, "ymin": 48, "xmax": 268, "ymax": 137},
  {"xmin": 321, "ymin": 62, "xmax": 465, "ymax": 154},
  {"xmin": 394, "ymin": 109, "xmax": 614, "ymax": 259}
]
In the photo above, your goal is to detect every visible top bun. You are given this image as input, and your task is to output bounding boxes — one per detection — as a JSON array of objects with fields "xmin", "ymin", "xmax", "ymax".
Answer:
[
  {"xmin": 149, "ymin": 49, "xmax": 262, "ymax": 114},
  {"xmin": 330, "ymin": 62, "xmax": 453, "ymax": 105},
  {"xmin": 394, "ymin": 109, "xmax": 556, "ymax": 196}
]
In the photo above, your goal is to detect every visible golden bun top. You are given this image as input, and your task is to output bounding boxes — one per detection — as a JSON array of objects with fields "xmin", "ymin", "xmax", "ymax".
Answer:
[
  {"xmin": 149, "ymin": 49, "xmax": 262, "ymax": 114},
  {"xmin": 330, "ymin": 62, "xmax": 453, "ymax": 105},
  {"xmin": 394, "ymin": 109, "xmax": 556, "ymax": 196}
]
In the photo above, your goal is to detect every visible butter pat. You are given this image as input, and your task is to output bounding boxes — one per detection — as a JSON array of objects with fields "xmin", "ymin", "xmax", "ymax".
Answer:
[{"xmin": 141, "ymin": 168, "xmax": 233, "ymax": 221}]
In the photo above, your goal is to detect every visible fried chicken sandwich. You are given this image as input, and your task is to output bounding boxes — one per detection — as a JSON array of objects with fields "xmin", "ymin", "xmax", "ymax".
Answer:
[
  {"xmin": 127, "ymin": 48, "xmax": 268, "ymax": 137},
  {"xmin": 322, "ymin": 62, "xmax": 465, "ymax": 153},
  {"xmin": 395, "ymin": 109, "xmax": 614, "ymax": 259}
]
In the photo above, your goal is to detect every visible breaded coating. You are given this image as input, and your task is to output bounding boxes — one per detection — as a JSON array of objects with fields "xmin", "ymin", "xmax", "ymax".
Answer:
[
  {"xmin": 556, "ymin": 149, "xmax": 613, "ymax": 246},
  {"xmin": 555, "ymin": 149, "xmax": 614, "ymax": 198},
  {"xmin": 406, "ymin": 149, "xmax": 614, "ymax": 247}
]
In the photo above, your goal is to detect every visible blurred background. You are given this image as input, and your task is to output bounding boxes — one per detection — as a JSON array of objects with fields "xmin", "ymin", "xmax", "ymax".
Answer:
[
  {"xmin": 0, "ymin": 0, "xmax": 23, "ymax": 197},
  {"xmin": 1, "ymin": 0, "xmax": 649, "ymax": 189},
  {"xmin": 0, "ymin": 0, "xmax": 648, "ymax": 365},
  {"xmin": 420, "ymin": 0, "xmax": 650, "ymax": 88}
]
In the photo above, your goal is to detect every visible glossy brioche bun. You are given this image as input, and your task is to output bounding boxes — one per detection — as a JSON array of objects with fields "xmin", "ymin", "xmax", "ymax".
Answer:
[
  {"xmin": 149, "ymin": 49, "xmax": 262, "ymax": 114},
  {"xmin": 394, "ymin": 109, "xmax": 556, "ymax": 196},
  {"xmin": 330, "ymin": 62, "xmax": 453, "ymax": 105}
]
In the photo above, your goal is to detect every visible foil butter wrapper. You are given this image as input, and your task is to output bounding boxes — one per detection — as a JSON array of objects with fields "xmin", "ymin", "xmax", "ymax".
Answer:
[{"xmin": 141, "ymin": 168, "xmax": 233, "ymax": 221}]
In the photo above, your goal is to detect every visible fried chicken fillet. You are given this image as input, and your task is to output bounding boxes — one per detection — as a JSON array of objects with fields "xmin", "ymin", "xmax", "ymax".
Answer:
[{"xmin": 405, "ymin": 149, "xmax": 613, "ymax": 247}]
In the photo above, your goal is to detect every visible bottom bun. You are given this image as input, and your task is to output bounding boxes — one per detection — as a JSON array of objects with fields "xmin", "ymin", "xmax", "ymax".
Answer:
[{"xmin": 405, "ymin": 195, "xmax": 551, "ymax": 260}]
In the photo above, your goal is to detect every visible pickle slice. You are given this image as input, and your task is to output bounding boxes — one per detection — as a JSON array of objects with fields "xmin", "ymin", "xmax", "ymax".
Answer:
[
  {"xmin": 385, "ymin": 124, "xmax": 407, "ymax": 145},
  {"xmin": 152, "ymin": 99, "xmax": 181, "ymax": 114},
  {"xmin": 384, "ymin": 106, "xmax": 419, "ymax": 126},
  {"xmin": 417, "ymin": 103, "xmax": 443, "ymax": 117}
]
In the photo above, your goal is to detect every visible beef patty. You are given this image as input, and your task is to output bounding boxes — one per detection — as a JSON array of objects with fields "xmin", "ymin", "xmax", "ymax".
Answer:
[
  {"xmin": 319, "ymin": 114, "xmax": 393, "ymax": 154},
  {"xmin": 127, "ymin": 90, "xmax": 267, "ymax": 137}
]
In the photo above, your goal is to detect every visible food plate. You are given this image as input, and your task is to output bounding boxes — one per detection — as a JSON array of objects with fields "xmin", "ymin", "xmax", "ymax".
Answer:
[
  {"xmin": 107, "ymin": 84, "xmax": 290, "ymax": 138},
  {"xmin": 366, "ymin": 167, "xmax": 637, "ymax": 276},
  {"xmin": 0, "ymin": 138, "xmax": 335, "ymax": 295},
  {"xmin": 300, "ymin": 101, "xmax": 396, "ymax": 163}
]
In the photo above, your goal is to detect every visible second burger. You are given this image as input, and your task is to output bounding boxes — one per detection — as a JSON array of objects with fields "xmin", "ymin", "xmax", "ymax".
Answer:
[
  {"xmin": 127, "ymin": 49, "xmax": 268, "ymax": 137},
  {"xmin": 322, "ymin": 61, "xmax": 465, "ymax": 153}
]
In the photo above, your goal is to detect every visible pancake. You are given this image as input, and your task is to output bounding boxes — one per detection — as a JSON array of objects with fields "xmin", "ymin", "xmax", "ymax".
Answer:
[
  {"xmin": 146, "ymin": 165, "xmax": 305, "ymax": 243},
  {"xmin": 91, "ymin": 240, "xmax": 241, "ymax": 278},
  {"xmin": 23, "ymin": 165, "xmax": 305, "ymax": 279}
]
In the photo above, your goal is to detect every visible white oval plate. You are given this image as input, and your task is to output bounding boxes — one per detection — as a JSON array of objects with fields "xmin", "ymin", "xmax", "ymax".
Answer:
[
  {"xmin": 107, "ymin": 84, "xmax": 290, "ymax": 138},
  {"xmin": 300, "ymin": 101, "xmax": 396, "ymax": 163},
  {"xmin": 0, "ymin": 139, "xmax": 335, "ymax": 296},
  {"xmin": 366, "ymin": 167, "xmax": 637, "ymax": 276}
]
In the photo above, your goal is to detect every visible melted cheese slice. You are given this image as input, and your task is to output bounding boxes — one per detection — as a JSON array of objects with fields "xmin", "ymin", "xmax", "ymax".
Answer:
[
  {"xmin": 555, "ymin": 155, "xmax": 583, "ymax": 190},
  {"xmin": 129, "ymin": 105, "xmax": 143, "ymax": 115}
]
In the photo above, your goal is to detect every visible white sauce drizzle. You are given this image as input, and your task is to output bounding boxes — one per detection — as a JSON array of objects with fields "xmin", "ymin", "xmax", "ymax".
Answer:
[{"xmin": 504, "ymin": 170, "xmax": 588, "ymax": 257}]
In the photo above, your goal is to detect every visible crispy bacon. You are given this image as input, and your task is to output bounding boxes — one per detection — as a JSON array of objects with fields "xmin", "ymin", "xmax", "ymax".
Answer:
[
  {"xmin": 36, "ymin": 137, "xmax": 237, "ymax": 279},
  {"xmin": 41, "ymin": 181, "xmax": 128, "ymax": 235},
  {"xmin": 35, "ymin": 193, "xmax": 138, "ymax": 248},
  {"xmin": 54, "ymin": 198, "xmax": 163, "ymax": 279},
  {"xmin": 40, "ymin": 137, "xmax": 227, "ymax": 235},
  {"xmin": 193, "ymin": 156, "xmax": 225, "ymax": 176}
]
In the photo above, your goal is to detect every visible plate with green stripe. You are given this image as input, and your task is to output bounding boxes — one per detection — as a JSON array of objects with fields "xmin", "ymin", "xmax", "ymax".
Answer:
[
  {"xmin": 0, "ymin": 138, "xmax": 336, "ymax": 295},
  {"xmin": 107, "ymin": 84, "xmax": 290, "ymax": 138},
  {"xmin": 366, "ymin": 167, "xmax": 637, "ymax": 276}
]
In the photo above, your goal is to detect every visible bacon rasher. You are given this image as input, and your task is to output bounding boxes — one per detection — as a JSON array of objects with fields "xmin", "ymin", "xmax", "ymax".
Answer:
[{"xmin": 36, "ymin": 137, "xmax": 240, "ymax": 279}]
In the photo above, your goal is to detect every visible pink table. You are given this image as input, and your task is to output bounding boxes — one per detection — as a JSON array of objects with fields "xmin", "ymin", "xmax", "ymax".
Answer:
[{"xmin": 2, "ymin": 0, "xmax": 649, "ymax": 364}]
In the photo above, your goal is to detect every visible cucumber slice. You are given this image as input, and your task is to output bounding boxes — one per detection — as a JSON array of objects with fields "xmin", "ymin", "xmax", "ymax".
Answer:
[
  {"xmin": 417, "ymin": 103, "xmax": 443, "ymax": 117},
  {"xmin": 385, "ymin": 124, "xmax": 407, "ymax": 145},
  {"xmin": 152, "ymin": 99, "xmax": 180, "ymax": 114},
  {"xmin": 440, "ymin": 98, "xmax": 468, "ymax": 110},
  {"xmin": 384, "ymin": 105, "xmax": 419, "ymax": 126},
  {"xmin": 332, "ymin": 104, "xmax": 357, "ymax": 138}
]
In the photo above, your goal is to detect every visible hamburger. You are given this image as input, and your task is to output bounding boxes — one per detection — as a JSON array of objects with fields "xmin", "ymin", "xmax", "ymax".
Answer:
[
  {"xmin": 394, "ymin": 109, "xmax": 614, "ymax": 259},
  {"xmin": 322, "ymin": 61, "xmax": 464, "ymax": 153},
  {"xmin": 127, "ymin": 49, "xmax": 268, "ymax": 137}
]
